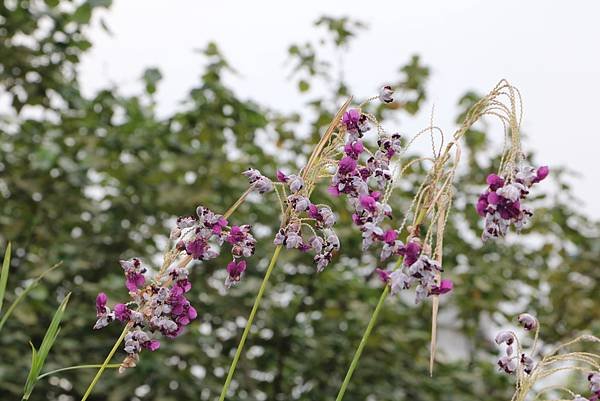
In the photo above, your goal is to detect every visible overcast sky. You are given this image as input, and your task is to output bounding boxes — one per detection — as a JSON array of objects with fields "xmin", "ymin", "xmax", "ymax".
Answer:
[{"xmin": 79, "ymin": 0, "xmax": 600, "ymax": 218}]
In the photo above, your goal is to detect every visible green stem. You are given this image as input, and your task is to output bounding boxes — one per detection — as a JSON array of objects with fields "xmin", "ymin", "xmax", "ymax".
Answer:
[
  {"xmin": 80, "ymin": 325, "xmax": 129, "ymax": 401},
  {"xmin": 218, "ymin": 244, "xmax": 283, "ymax": 401},
  {"xmin": 335, "ymin": 209, "xmax": 428, "ymax": 401},
  {"xmin": 335, "ymin": 285, "xmax": 389, "ymax": 401},
  {"xmin": 38, "ymin": 364, "xmax": 120, "ymax": 380}
]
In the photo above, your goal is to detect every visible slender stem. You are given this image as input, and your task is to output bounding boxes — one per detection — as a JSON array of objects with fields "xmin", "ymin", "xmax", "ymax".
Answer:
[
  {"xmin": 335, "ymin": 285, "xmax": 389, "ymax": 401},
  {"xmin": 336, "ymin": 209, "xmax": 428, "ymax": 401},
  {"xmin": 38, "ymin": 364, "xmax": 120, "ymax": 380},
  {"xmin": 218, "ymin": 244, "xmax": 283, "ymax": 401},
  {"xmin": 80, "ymin": 325, "xmax": 129, "ymax": 401},
  {"xmin": 223, "ymin": 187, "xmax": 253, "ymax": 219}
]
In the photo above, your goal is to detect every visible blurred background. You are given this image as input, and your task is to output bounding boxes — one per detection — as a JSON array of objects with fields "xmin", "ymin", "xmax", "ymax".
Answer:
[{"xmin": 1, "ymin": 1, "xmax": 599, "ymax": 400}]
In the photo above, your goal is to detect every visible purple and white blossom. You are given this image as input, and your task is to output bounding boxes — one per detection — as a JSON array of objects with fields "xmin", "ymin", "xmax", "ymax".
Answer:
[
  {"xmin": 517, "ymin": 313, "xmax": 538, "ymax": 331},
  {"xmin": 378, "ymin": 85, "xmax": 394, "ymax": 104},
  {"xmin": 382, "ymin": 239, "xmax": 453, "ymax": 304},
  {"xmin": 272, "ymin": 167, "xmax": 340, "ymax": 272},
  {"xmin": 588, "ymin": 372, "xmax": 600, "ymax": 401},
  {"xmin": 172, "ymin": 206, "xmax": 256, "ymax": 284},
  {"xmin": 494, "ymin": 314, "xmax": 539, "ymax": 377},
  {"xmin": 477, "ymin": 165, "xmax": 549, "ymax": 241},
  {"xmin": 94, "ymin": 203, "xmax": 258, "ymax": 371},
  {"xmin": 243, "ymin": 168, "xmax": 274, "ymax": 194}
]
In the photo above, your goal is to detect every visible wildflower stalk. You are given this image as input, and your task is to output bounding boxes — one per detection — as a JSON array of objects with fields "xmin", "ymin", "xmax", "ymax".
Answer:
[
  {"xmin": 335, "ymin": 208, "xmax": 428, "ymax": 401},
  {"xmin": 335, "ymin": 285, "xmax": 389, "ymax": 401},
  {"xmin": 495, "ymin": 315, "xmax": 600, "ymax": 401},
  {"xmin": 218, "ymin": 244, "xmax": 282, "ymax": 401},
  {"xmin": 218, "ymin": 98, "xmax": 352, "ymax": 400},
  {"xmin": 80, "ymin": 189, "xmax": 253, "ymax": 400},
  {"xmin": 335, "ymin": 80, "xmax": 530, "ymax": 400},
  {"xmin": 81, "ymin": 324, "xmax": 130, "ymax": 401}
]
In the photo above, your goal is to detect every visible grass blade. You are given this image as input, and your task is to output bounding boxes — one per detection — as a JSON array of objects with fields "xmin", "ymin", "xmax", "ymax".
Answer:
[
  {"xmin": 0, "ymin": 242, "xmax": 12, "ymax": 315},
  {"xmin": 0, "ymin": 261, "xmax": 63, "ymax": 332},
  {"xmin": 37, "ymin": 364, "xmax": 120, "ymax": 380},
  {"xmin": 22, "ymin": 292, "xmax": 71, "ymax": 400}
]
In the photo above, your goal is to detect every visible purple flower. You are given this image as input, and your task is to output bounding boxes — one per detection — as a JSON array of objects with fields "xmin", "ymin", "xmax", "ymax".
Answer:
[
  {"xmin": 344, "ymin": 140, "xmax": 364, "ymax": 159},
  {"xmin": 288, "ymin": 175, "xmax": 304, "ymax": 193},
  {"xmin": 276, "ymin": 170, "xmax": 288, "ymax": 182},
  {"xmin": 93, "ymin": 293, "xmax": 114, "ymax": 329},
  {"xmin": 390, "ymin": 270, "xmax": 411, "ymax": 295},
  {"xmin": 430, "ymin": 279, "xmax": 453, "ymax": 295},
  {"xmin": 309, "ymin": 236, "xmax": 324, "ymax": 254},
  {"xmin": 342, "ymin": 108, "xmax": 361, "ymax": 128},
  {"xmin": 243, "ymin": 168, "xmax": 274, "ymax": 193},
  {"xmin": 375, "ymin": 268, "xmax": 391, "ymax": 283},
  {"xmin": 476, "ymin": 194, "xmax": 489, "ymax": 217},
  {"xmin": 534, "ymin": 165, "xmax": 549, "ymax": 183},
  {"xmin": 212, "ymin": 217, "xmax": 228, "ymax": 235},
  {"xmin": 175, "ymin": 278, "xmax": 192, "ymax": 293},
  {"xmin": 359, "ymin": 194, "xmax": 376, "ymax": 212},
  {"xmin": 497, "ymin": 356, "xmax": 516, "ymax": 374},
  {"xmin": 114, "ymin": 303, "xmax": 131, "ymax": 322},
  {"xmin": 495, "ymin": 330, "xmax": 514, "ymax": 345},
  {"xmin": 520, "ymin": 353, "xmax": 535, "ymax": 374},
  {"xmin": 125, "ymin": 272, "xmax": 145, "ymax": 292},
  {"xmin": 185, "ymin": 237, "xmax": 207, "ymax": 259},
  {"xmin": 401, "ymin": 240, "xmax": 421, "ymax": 267},
  {"xmin": 225, "ymin": 260, "xmax": 247, "ymax": 288},
  {"xmin": 517, "ymin": 313, "xmax": 538, "ymax": 331},
  {"xmin": 96, "ymin": 293, "xmax": 108, "ymax": 315},
  {"xmin": 227, "ymin": 225, "xmax": 245, "ymax": 244},
  {"xmin": 486, "ymin": 173, "xmax": 505, "ymax": 191},
  {"xmin": 327, "ymin": 185, "xmax": 340, "ymax": 197},
  {"xmin": 378, "ymin": 85, "xmax": 394, "ymax": 103},
  {"xmin": 382, "ymin": 229, "xmax": 397, "ymax": 245},
  {"xmin": 338, "ymin": 156, "xmax": 358, "ymax": 175},
  {"xmin": 342, "ymin": 108, "xmax": 370, "ymax": 137},
  {"xmin": 143, "ymin": 339, "xmax": 161, "ymax": 351},
  {"xmin": 479, "ymin": 165, "xmax": 547, "ymax": 241}
]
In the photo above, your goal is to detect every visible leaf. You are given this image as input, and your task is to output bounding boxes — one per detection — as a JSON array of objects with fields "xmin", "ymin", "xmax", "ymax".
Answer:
[
  {"xmin": 142, "ymin": 68, "xmax": 163, "ymax": 95},
  {"xmin": 89, "ymin": 0, "xmax": 112, "ymax": 8},
  {"xmin": 0, "ymin": 261, "xmax": 63, "ymax": 332},
  {"xmin": 0, "ymin": 242, "xmax": 11, "ymax": 316},
  {"xmin": 22, "ymin": 293, "xmax": 71, "ymax": 400},
  {"xmin": 72, "ymin": 3, "xmax": 92, "ymax": 24},
  {"xmin": 298, "ymin": 80, "xmax": 310, "ymax": 93}
]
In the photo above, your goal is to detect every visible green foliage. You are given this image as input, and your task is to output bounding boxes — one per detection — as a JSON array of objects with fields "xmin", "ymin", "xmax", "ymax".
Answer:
[
  {"xmin": 23, "ymin": 293, "xmax": 71, "ymax": 400},
  {"xmin": 0, "ymin": 4, "xmax": 598, "ymax": 401},
  {"xmin": 0, "ymin": 261, "xmax": 63, "ymax": 332},
  {"xmin": 0, "ymin": 243, "xmax": 11, "ymax": 315}
]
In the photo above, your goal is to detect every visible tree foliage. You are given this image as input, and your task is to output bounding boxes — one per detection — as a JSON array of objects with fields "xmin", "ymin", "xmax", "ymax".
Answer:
[{"xmin": 0, "ymin": 3, "xmax": 598, "ymax": 401}]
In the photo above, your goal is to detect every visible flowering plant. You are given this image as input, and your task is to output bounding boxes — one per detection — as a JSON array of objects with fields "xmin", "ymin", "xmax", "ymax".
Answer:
[
  {"xmin": 333, "ymin": 80, "xmax": 549, "ymax": 400},
  {"xmin": 83, "ymin": 186, "xmax": 261, "ymax": 399},
  {"xmin": 495, "ymin": 313, "xmax": 600, "ymax": 401}
]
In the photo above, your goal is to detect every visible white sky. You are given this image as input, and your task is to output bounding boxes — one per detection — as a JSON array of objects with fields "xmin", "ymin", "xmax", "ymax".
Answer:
[{"xmin": 79, "ymin": 0, "xmax": 600, "ymax": 218}]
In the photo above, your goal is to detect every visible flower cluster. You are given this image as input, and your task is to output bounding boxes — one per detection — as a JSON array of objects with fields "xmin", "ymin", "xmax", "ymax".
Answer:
[
  {"xmin": 243, "ymin": 168, "xmax": 274, "ymax": 194},
  {"xmin": 171, "ymin": 205, "xmax": 256, "ymax": 288},
  {"xmin": 494, "ymin": 313, "xmax": 538, "ymax": 375},
  {"xmin": 477, "ymin": 165, "xmax": 549, "ymax": 241},
  {"xmin": 93, "ymin": 202, "xmax": 259, "ymax": 371},
  {"xmin": 377, "ymin": 239, "xmax": 453, "ymax": 304},
  {"xmin": 94, "ymin": 258, "xmax": 198, "ymax": 371},
  {"xmin": 274, "ymin": 170, "xmax": 340, "ymax": 272},
  {"xmin": 330, "ymin": 106, "xmax": 403, "ymax": 259}
]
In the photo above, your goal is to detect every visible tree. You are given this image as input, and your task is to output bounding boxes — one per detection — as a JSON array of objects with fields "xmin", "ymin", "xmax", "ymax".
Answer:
[{"xmin": 0, "ymin": 4, "xmax": 598, "ymax": 400}]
